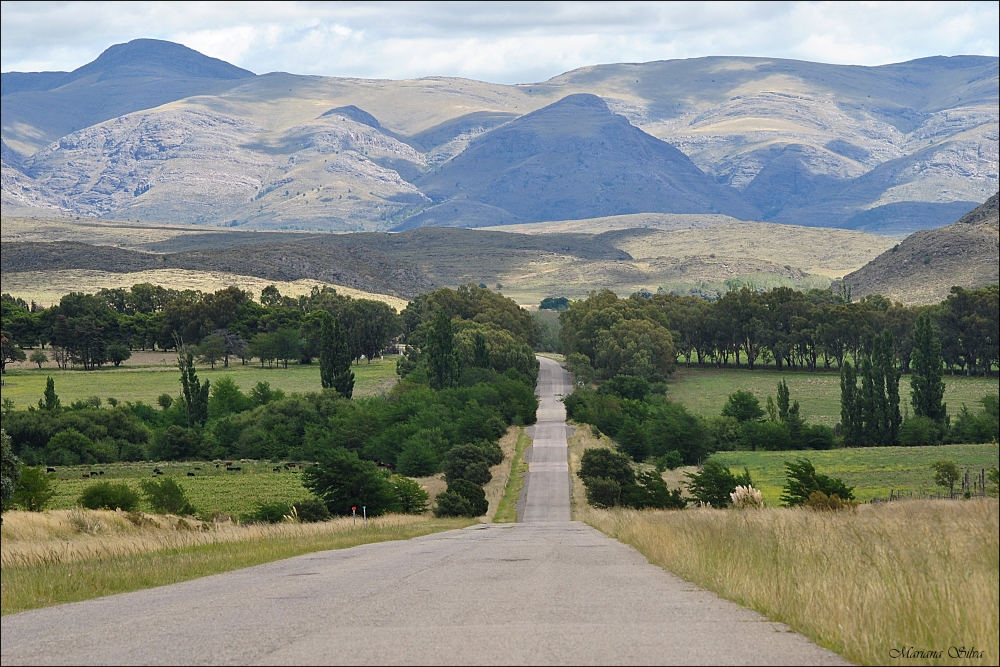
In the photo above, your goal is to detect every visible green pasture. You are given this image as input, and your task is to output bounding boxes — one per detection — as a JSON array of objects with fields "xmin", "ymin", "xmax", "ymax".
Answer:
[
  {"xmin": 43, "ymin": 461, "xmax": 312, "ymax": 518},
  {"xmin": 0, "ymin": 356, "xmax": 400, "ymax": 410},
  {"xmin": 666, "ymin": 366, "xmax": 997, "ymax": 427},
  {"xmin": 710, "ymin": 443, "xmax": 999, "ymax": 505}
]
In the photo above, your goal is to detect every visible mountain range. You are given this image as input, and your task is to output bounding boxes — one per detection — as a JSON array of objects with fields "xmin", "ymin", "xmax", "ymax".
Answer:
[{"xmin": 2, "ymin": 39, "xmax": 998, "ymax": 234}]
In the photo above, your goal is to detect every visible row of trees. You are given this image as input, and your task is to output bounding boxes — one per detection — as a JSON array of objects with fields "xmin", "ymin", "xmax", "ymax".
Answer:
[
  {"xmin": 558, "ymin": 285, "xmax": 998, "ymax": 381},
  {"xmin": 0, "ymin": 284, "xmax": 400, "ymax": 372}
]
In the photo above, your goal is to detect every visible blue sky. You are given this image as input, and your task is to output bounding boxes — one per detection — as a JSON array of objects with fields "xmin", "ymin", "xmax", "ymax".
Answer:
[{"xmin": 2, "ymin": 1, "xmax": 998, "ymax": 83}]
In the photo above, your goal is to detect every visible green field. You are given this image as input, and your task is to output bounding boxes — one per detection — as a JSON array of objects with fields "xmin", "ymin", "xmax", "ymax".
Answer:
[
  {"xmin": 0, "ymin": 356, "xmax": 400, "ymax": 411},
  {"xmin": 43, "ymin": 461, "xmax": 312, "ymax": 518},
  {"xmin": 666, "ymin": 366, "xmax": 997, "ymax": 427},
  {"xmin": 710, "ymin": 443, "xmax": 999, "ymax": 505}
]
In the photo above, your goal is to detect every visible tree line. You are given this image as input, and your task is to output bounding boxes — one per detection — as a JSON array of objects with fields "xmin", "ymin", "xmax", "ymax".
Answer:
[
  {"xmin": 559, "ymin": 284, "xmax": 998, "ymax": 382},
  {"xmin": 1, "ymin": 284, "xmax": 400, "ymax": 373}
]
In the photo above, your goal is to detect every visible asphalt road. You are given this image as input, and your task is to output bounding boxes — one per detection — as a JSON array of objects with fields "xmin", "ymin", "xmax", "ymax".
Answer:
[{"xmin": 0, "ymin": 358, "xmax": 847, "ymax": 665}]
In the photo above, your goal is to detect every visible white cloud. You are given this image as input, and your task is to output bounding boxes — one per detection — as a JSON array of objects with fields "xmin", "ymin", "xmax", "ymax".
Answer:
[{"xmin": 1, "ymin": 1, "xmax": 997, "ymax": 82}]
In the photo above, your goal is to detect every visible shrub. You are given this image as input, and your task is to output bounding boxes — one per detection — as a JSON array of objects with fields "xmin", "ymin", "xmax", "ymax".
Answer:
[
  {"xmin": 389, "ymin": 475, "xmax": 430, "ymax": 514},
  {"xmin": 434, "ymin": 479, "xmax": 488, "ymax": 517},
  {"xmin": 616, "ymin": 416, "xmax": 649, "ymax": 461},
  {"xmin": 598, "ymin": 375, "xmax": 650, "ymax": 401},
  {"xmin": 578, "ymin": 448, "xmax": 634, "ymax": 487},
  {"xmin": 780, "ymin": 458, "xmax": 854, "ymax": 506},
  {"xmin": 303, "ymin": 448, "xmax": 400, "ymax": 517},
  {"xmin": 79, "ymin": 481, "xmax": 141, "ymax": 511},
  {"xmin": 799, "ymin": 424, "xmax": 835, "ymax": 450},
  {"xmin": 140, "ymin": 477, "xmax": 196, "ymax": 515},
  {"xmin": 292, "ymin": 497, "xmax": 331, "ymax": 523},
  {"xmin": 44, "ymin": 428, "xmax": 95, "ymax": 466},
  {"xmin": 684, "ymin": 460, "xmax": 752, "ymax": 508},
  {"xmin": 245, "ymin": 502, "xmax": 291, "ymax": 524},
  {"xmin": 585, "ymin": 477, "xmax": 622, "ymax": 508},
  {"xmin": 11, "ymin": 466, "xmax": 55, "ymax": 511},
  {"xmin": 803, "ymin": 490, "xmax": 856, "ymax": 511},
  {"xmin": 657, "ymin": 450, "xmax": 684, "ymax": 471},
  {"xmin": 899, "ymin": 415, "xmax": 942, "ymax": 446},
  {"xmin": 396, "ymin": 434, "xmax": 440, "ymax": 477},
  {"xmin": 931, "ymin": 459, "xmax": 960, "ymax": 489},
  {"xmin": 2, "ymin": 430, "xmax": 22, "ymax": 516}
]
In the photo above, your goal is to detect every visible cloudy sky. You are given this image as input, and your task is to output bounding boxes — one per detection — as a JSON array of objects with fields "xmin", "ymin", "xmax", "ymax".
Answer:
[{"xmin": 2, "ymin": 1, "xmax": 998, "ymax": 83}]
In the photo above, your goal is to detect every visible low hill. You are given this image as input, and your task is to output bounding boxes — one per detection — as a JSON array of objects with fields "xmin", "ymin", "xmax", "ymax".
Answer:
[
  {"xmin": 410, "ymin": 94, "xmax": 757, "ymax": 226},
  {"xmin": 841, "ymin": 194, "xmax": 999, "ymax": 304}
]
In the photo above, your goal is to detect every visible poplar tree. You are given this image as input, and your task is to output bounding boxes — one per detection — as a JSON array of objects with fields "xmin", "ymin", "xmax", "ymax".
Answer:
[
  {"xmin": 840, "ymin": 360, "xmax": 863, "ymax": 446},
  {"xmin": 910, "ymin": 312, "xmax": 947, "ymax": 422},
  {"xmin": 427, "ymin": 309, "xmax": 459, "ymax": 390},
  {"xmin": 178, "ymin": 345, "xmax": 209, "ymax": 427}
]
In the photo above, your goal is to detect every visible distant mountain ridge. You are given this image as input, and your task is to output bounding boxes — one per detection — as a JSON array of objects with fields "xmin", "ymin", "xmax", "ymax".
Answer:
[{"xmin": 2, "ymin": 40, "xmax": 997, "ymax": 233}]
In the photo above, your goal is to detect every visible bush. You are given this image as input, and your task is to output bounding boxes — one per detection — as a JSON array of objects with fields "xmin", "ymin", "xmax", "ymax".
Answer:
[
  {"xmin": 389, "ymin": 475, "xmax": 430, "ymax": 514},
  {"xmin": 616, "ymin": 416, "xmax": 649, "ymax": 461},
  {"xmin": 780, "ymin": 458, "xmax": 854, "ymax": 506},
  {"xmin": 622, "ymin": 470, "xmax": 686, "ymax": 510},
  {"xmin": 899, "ymin": 415, "xmax": 943, "ymax": 446},
  {"xmin": 44, "ymin": 429, "xmax": 95, "ymax": 466},
  {"xmin": 442, "ymin": 442, "xmax": 502, "ymax": 485},
  {"xmin": 585, "ymin": 477, "xmax": 622, "ymax": 508},
  {"xmin": 303, "ymin": 448, "xmax": 399, "ymax": 517},
  {"xmin": 79, "ymin": 481, "xmax": 141, "ymax": 511},
  {"xmin": 657, "ymin": 450, "xmax": 684, "ymax": 471},
  {"xmin": 245, "ymin": 502, "xmax": 290, "ymax": 524},
  {"xmin": 292, "ymin": 497, "xmax": 331, "ymax": 522},
  {"xmin": 140, "ymin": 477, "xmax": 196, "ymax": 515},
  {"xmin": 804, "ymin": 490, "xmax": 856, "ymax": 511},
  {"xmin": 578, "ymin": 448, "xmax": 634, "ymax": 487},
  {"xmin": 598, "ymin": 375, "xmax": 650, "ymax": 401},
  {"xmin": 11, "ymin": 465, "xmax": 54, "ymax": 511},
  {"xmin": 799, "ymin": 424, "xmax": 835, "ymax": 450},
  {"xmin": 721, "ymin": 390, "xmax": 764, "ymax": 423},
  {"xmin": 434, "ymin": 478, "xmax": 488, "ymax": 517},
  {"xmin": 396, "ymin": 435, "xmax": 440, "ymax": 477},
  {"xmin": 932, "ymin": 459, "xmax": 960, "ymax": 488},
  {"xmin": 684, "ymin": 460, "xmax": 752, "ymax": 508}
]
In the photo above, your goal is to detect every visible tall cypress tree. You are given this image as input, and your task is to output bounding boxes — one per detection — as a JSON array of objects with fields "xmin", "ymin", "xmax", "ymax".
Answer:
[
  {"xmin": 178, "ymin": 347, "xmax": 209, "ymax": 427},
  {"xmin": 854, "ymin": 331, "xmax": 901, "ymax": 446},
  {"xmin": 319, "ymin": 314, "xmax": 354, "ymax": 398},
  {"xmin": 910, "ymin": 312, "xmax": 947, "ymax": 422}
]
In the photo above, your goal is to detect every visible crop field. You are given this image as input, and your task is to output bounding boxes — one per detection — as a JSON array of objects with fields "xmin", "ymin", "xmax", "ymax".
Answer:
[
  {"xmin": 666, "ymin": 366, "xmax": 997, "ymax": 427},
  {"xmin": 40, "ymin": 461, "xmax": 313, "ymax": 519},
  {"xmin": 710, "ymin": 444, "xmax": 1000, "ymax": 505},
  {"xmin": 0, "ymin": 356, "xmax": 401, "ymax": 411}
]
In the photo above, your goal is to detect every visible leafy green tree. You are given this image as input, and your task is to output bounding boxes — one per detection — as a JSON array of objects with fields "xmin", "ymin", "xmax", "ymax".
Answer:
[
  {"xmin": 931, "ymin": 460, "xmax": 960, "ymax": 489},
  {"xmin": 208, "ymin": 376, "xmax": 251, "ymax": 418},
  {"xmin": 293, "ymin": 497, "xmax": 331, "ymax": 522},
  {"xmin": 426, "ymin": 309, "xmax": 459, "ymax": 390},
  {"xmin": 10, "ymin": 465, "xmax": 54, "ymax": 511},
  {"xmin": 685, "ymin": 460, "xmax": 752, "ymax": 508},
  {"xmin": 29, "ymin": 349, "xmax": 48, "ymax": 369},
  {"xmin": 389, "ymin": 475, "xmax": 430, "ymax": 514},
  {"xmin": 443, "ymin": 442, "xmax": 502, "ymax": 485},
  {"xmin": 1, "ymin": 430, "xmax": 21, "ymax": 518},
  {"xmin": 396, "ymin": 430, "xmax": 443, "ymax": 477},
  {"xmin": 196, "ymin": 334, "xmax": 226, "ymax": 370},
  {"xmin": 721, "ymin": 390, "xmax": 764, "ymax": 423},
  {"xmin": 106, "ymin": 343, "xmax": 132, "ymax": 367},
  {"xmin": 140, "ymin": 477, "xmax": 196, "ymax": 515},
  {"xmin": 910, "ymin": 313, "xmax": 947, "ymax": 423},
  {"xmin": 780, "ymin": 458, "xmax": 854, "ymax": 506},
  {"xmin": 622, "ymin": 470, "xmax": 686, "ymax": 510},
  {"xmin": 303, "ymin": 448, "xmax": 400, "ymax": 517},
  {"xmin": 39, "ymin": 376, "xmax": 60, "ymax": 411},
  {"xmin": 1, "ymin": 332, "xmax": 27, "ymax": 374},
  {"xmin": 578, "ymin": 447, "xmax": 634, "ymax": 487},
  {"xmin": 318, "ymin": 314, "xmax": 354, "ymax": 398}
]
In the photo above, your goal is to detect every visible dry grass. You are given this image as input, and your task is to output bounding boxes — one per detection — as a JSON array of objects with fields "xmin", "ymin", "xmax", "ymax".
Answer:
[
  {"xmin": 585, "ymin": 502, "xmax": 998, "ymax": 666},
  {"xmin": 567, "ymin": 421, "xmax": 999, "ymax": 665},
  {"xmin": 1, "ymin": 509, "xmax": 472, "ymax": 615},
  {"xmin": 0, "ymin": 269, "xmax": 408, "ymax": 311},
  {"xmin": 481, "ymin": 426, "xmax": 521, "ymax": 523}
]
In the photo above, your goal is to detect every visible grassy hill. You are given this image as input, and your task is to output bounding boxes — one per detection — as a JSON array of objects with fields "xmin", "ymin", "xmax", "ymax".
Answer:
[
  {"xmin": 842, "ymin": 194, "xmax": 999, "ymax": 305},
  {"xmin": 2, "ymin": 216, "xmax": 893, "ymax": 307}
]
